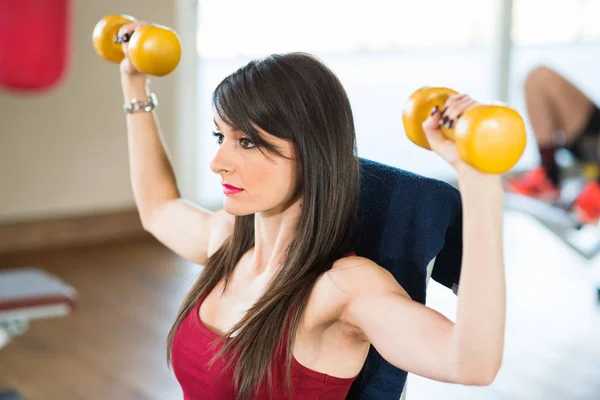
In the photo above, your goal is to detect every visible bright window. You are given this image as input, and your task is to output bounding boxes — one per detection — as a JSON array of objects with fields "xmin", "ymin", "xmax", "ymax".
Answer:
[
  {"xmin": 512, "ymin": 0, "xmax": 600, "ymax": 45},
  {"xmin": 196, "ymin": 0, "xmax": 494, "ymax": 58}
]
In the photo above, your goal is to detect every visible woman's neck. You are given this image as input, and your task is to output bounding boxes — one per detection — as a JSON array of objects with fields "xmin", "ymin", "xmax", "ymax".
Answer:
[{"xmin": 248, "ymin": 197, "xmax": 302, "ymax": 278}]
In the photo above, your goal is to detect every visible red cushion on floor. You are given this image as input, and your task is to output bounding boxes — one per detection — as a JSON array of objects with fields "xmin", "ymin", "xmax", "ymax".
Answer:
[{"xmin": 0, "ymin": 0, "xmax": 71, "ymax": 92}]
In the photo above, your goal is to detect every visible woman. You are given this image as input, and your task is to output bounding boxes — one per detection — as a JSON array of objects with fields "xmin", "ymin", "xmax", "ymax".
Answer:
[{"xmin": 118, "ymin": 23, "xmax": 505, "ymax": 400}]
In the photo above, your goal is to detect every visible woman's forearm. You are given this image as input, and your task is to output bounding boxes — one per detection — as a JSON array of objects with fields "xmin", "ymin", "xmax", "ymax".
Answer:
[
  {"xmin": 121, "ymin": 75, "xmax": 180, "ymax": 226},
  {"xmin": 452, "ymin": 168, "xmax": 506, "ymax": 384}
]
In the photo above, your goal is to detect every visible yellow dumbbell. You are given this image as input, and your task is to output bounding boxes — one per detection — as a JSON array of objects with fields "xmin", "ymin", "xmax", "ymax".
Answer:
[
  {"xmin": 92, "ymin": 15, "xmax": 181, "ymax": 76},
  {"xmin": 402, "ymin": 87, "xmax": 527, "ymax": 174}
]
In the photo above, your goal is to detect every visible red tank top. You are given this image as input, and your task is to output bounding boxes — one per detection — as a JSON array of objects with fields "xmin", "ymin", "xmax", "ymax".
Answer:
[{"xmin": 171, "ymin": 265, "xmax": 360, "ymax": 399}]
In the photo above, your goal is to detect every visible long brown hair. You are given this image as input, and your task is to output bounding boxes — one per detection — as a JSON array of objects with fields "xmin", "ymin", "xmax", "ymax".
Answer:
[{"xmin": 166, "ymin": 52, "xmax": 360, "ymax": 399}]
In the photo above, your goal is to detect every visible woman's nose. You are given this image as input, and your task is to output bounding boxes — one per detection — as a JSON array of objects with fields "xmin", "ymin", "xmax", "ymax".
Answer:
[{"xmin": 209, "ymin": 144, "xmax": 234, "ymax": 175}]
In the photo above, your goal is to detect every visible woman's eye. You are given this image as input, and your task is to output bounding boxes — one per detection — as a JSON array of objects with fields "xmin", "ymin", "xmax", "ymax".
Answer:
[
  {"xmin": 240, "ymin": 138, "xmax": 256, "ymax": 149},
  {"xmin": 212, "ymin": 131, "xmax": 223, "ymax": 145},
  {"xmin": 213, "ymin": 132, "xmax": 255, "ymax": 149}
]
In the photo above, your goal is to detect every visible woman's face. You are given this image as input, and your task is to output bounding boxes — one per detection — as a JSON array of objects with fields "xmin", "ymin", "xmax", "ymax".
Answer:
[{"xmin": 210, "ymin": 115, "xmax": 300, "ymax": 216}]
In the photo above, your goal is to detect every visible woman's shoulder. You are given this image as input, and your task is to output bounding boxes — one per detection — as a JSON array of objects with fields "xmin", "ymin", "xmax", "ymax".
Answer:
[
  {"xmin": 326, "ymin": 255, "xmax": 410, "ymax": 300},
  {"xmin": 307, "ymin": 255, "xmax": 409, "ymax": 339},
  {"xmin": 308, "ymin": 255, "xmax": 409, "ymax": 339}
]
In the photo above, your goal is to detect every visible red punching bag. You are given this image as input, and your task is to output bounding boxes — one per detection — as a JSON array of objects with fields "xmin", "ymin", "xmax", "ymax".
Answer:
[{"xmin": 0, "ymin": 0, "xmax": 71, "ymax": 92}]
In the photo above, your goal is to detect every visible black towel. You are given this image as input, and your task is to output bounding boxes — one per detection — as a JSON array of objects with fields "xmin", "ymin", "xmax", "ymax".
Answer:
[{"xmin": 346, "ymin": 158, "xmax": 463, "ymax": 400}]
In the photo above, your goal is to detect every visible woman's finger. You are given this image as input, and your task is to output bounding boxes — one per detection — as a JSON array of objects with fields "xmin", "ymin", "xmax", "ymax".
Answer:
[
  {"xmin": 447, "ymin": 98, "xmax": 476, "ymax": 121},
  {"xmin": 445, "ymin": 93, "xmax": 468, "ymax": 107},
  {"xmin": 116, "ymin": 22, "xmax": 138, "ymax": 44},
  {"xmin": 441, "ymin": 94, "xmax": 468, "ymax": 115},
  {"xmin": 422, "ymin": 107, "xmax": 447, "ymax": 152},
  {"xmin": 441, "ymin": 98, "xmax": 477, "ymax": 129}
]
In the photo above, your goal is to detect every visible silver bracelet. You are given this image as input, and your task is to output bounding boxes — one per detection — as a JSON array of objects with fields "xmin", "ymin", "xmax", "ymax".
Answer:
[{"xmin": 124, "ymin": 92, "xmax": 158, "ymax": 114}]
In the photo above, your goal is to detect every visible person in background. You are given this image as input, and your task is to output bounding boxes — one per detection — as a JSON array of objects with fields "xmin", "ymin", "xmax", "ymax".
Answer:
[{"xmin": 505, "ymin": 66, "xmax": 600, "ymax": 225}]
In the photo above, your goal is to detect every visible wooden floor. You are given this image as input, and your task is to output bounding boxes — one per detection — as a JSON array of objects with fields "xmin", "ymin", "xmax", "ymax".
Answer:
[{"xmin": 1, "ymin": 210, "xmax": 600, "ymax": 399}]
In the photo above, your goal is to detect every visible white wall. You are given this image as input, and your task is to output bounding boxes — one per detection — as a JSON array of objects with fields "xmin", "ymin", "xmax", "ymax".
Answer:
[{"xmin": 0, "ymin": 0, "xmax": 180, "ymax": 223}]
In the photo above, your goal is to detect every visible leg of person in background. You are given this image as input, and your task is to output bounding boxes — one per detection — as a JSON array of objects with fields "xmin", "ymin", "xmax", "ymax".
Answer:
[{"xmin": 505, "ymin": 66, "xmax": 597, "ymax": 204}]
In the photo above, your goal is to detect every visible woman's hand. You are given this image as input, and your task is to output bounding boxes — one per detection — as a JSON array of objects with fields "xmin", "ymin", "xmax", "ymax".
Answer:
[
  {"xmin": 421, "ymin": 94, "xmax": 487, "ymax": 178},
  {"xmin": 116, "ymin": 22, "xmax": 148, "ymax": 79},
  {"xmin": 423, "ymin": 94, "xmax": 503, "ymax": 188}
]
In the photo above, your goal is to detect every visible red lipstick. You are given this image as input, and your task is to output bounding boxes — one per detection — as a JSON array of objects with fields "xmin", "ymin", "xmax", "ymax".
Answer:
[{"xmin": 223, "ymin": 184, "xmax": 243, "ymax": 195}]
